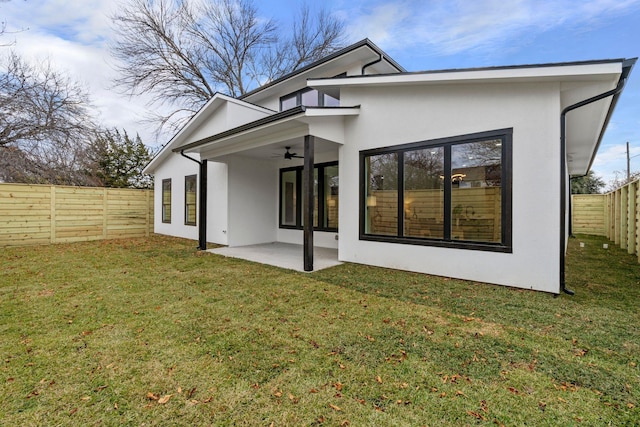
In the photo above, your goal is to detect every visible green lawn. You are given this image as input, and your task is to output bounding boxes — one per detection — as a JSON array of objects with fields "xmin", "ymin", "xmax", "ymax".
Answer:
[{"xmin": 0, "ymin": 234, "xmax": 638, "ymax": 426}]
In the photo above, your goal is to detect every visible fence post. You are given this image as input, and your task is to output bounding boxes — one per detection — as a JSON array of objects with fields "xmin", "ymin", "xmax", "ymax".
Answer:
[
  {"xmin": 628, "ymin": 183, "xmax": 636, "ymax": 255},
  {"xmin": 102, "ymin": 188, "xmax": 108, "ymax": 240},
  {"xmin": 146, "ymin": 190, "xmax": 150, "ymax": 237},
  {"xmin": 621, "ymin": 186, "xmax": 628, "ymax": 250},
  {"xmin": 614, "ymin": 190, "xmax": 620, "ymax": 245},
  {"xmin": 50, "ymin": 186, "xmax": 56, "ymax": 244}
]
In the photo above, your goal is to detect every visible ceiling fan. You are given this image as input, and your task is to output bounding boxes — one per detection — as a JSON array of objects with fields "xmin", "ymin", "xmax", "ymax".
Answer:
[{"xmin": 283, "ymin": 146, "xmax": 303, "ymax": 160}]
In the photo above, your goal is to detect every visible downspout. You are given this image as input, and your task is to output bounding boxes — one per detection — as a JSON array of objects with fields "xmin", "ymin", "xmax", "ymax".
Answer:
[
  {"xmin": 361, "ymin": 53, "xmax": 383, "ymax": 75},
  {"xmin": 559, "ymin": 75, "xmax": 629, "ymax": 295},
  {"xmin": 180, "ymin": 151, "xmax": 208, "ymax": 251}
]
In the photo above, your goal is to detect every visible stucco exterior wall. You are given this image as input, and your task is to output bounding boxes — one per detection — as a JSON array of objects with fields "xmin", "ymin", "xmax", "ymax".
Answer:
[
  {"xmin": 337, "ymin": 82, "xmax": 563, "ymax": 293},
  {"xmin": 153, "ymin": 153, "xmax": 229, "ymax": 245},
  {"xmin": 153, "ymin": 153, "xmax": 200, "ymax": 240},
  {"xmin": 225, "ymin": 156, "xmax": 278, "ymax": 247}
]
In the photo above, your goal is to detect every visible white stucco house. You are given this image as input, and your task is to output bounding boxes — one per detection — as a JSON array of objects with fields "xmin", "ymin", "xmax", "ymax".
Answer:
[{"xmin": 143, "ymin": 39, "xmax": 635, "ymax": 294}]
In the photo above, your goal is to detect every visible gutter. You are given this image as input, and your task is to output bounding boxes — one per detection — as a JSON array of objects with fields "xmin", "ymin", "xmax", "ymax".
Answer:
[
  {"xmin": 180, "ymin": 151, "xmax": 208, "ymax": 251},
  {"xmin": 559, "ymin": 58, "xmax": 636, "ymax": 295},
  {"xmin": 361, "ymin": 52, "xmax": 383, "ymax": 75}
]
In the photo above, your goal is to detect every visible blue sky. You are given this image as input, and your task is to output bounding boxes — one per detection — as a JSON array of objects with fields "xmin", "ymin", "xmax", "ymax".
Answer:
[{"xmin": 2, "ymin": 0, "xmax": 640, "ymax": 186}]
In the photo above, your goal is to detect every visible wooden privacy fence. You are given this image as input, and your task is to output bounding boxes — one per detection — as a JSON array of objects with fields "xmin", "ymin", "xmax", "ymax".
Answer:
[
  {"xmin": 367, "ymin": 187, "xmax": 502, "ymax": 242},
  {"xmin": 0, "ymin": 183, "xmax": 154, "ymax": 247},
  {"xmin": 571, "ymin": 180, "xmax": 640, "ymax": 263}
]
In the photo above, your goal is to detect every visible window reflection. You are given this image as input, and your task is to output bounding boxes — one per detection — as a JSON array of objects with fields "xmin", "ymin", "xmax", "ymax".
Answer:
[
  {"xmin": 365, "ymin": 153, "xmax": 398, "ymax": 236},
  {"xmin": 404, "ymin": 148, "xmax": 444, "ymax": 238}
]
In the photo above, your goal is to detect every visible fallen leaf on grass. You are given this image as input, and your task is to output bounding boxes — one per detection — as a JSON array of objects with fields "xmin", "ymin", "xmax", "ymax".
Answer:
[
  {"xmin": 146, "ymin": 392, "xmax": 159, "ymax": 401},
  {"xmin": 288, "ymin": 393, "xmax": 300, "ymax": 404},
  {"xmin": 467, "ymin": 410, "xmax": 486, "ymax": 420},
  {"xmin": 187, "ymin": 387, "xmax": 197, "ymax": 398},
  {"xmin": 329, "ymin": 403, "xmax": 342, "ymax": 411},
  {"xmin": 158, "ymin": 394, "xmax": 172, "ymax": 404},
  {"xmin": 375, "ymin": 375, "xmax": 383, "ymax": 384}
]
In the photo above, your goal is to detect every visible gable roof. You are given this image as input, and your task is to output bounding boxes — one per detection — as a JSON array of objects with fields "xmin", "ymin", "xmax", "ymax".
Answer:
[{"xmin": 143, "ymin": 93, "xmax": 273, "ymax": 174}]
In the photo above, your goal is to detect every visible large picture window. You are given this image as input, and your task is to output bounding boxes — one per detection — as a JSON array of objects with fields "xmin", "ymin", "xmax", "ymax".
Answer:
[
  {"xmin": 162, "ymin": 179, "xmax": 171, "ymax": 223},
  {"xmin": 279, "ymin": 161, "xmax": 338, "ymax": 231},
  {"xmin": 185, "ymin": 175, "xmax": 197, "ymax": 226},
  {"xmin": 360, "ymin": 129, "xmax": 512, "ymax": 252}
]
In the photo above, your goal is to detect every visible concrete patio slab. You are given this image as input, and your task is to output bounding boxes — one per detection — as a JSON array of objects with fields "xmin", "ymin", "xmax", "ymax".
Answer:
[{"xmin": 207, "ymin": 242, "xmax": 342, "ymax": 272}]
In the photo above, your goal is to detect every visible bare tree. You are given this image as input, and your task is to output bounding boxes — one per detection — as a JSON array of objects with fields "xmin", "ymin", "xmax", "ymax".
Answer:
[
  {"xmin": 1, "ymin": 0, "xmax": 28, "ymax": 47},
  {"xmin": 0, "ymin": 52, "xmax": 99, "ymax": 185},
  {"xmin": 110, "ymin": 0, "xmax": 345, "ymax": 132}
]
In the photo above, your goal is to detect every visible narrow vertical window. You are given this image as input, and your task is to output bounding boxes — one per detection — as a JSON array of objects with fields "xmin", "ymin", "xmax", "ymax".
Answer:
[
  {"xmin": 280, "ymin": 169, "xmax": 298, "ymax": 226},
  {"xmin": 404, "ymin": 147, "xmax": 445, "ymax": 239},
  {"xmin": 364, "ymin": 153, "xmax": 398, "ymax": 236},
  {"xmin": 185, "ymin": 175, "xmax": 197, "ymax": 226},
  {"xmin": 451, "ymin": 140, "xmax": 502, "ymax": 242},
  {"xmin": 323, "ymin": 164, "xmax": 339, "ymax": 229},
  {"xmin": 162, "ymin": 179, "xmax": 171, "ymax": 223}
]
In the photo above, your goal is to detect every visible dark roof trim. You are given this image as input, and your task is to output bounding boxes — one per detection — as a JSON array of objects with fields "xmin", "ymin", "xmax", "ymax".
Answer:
[
  {"xmin": 239, "ymin": 39, "xmax": 405, "ymax": 100},
  {"xmin": 309, "ymin": 58, "xmax": 630, "ymax": 83},
  {"xmin": 585, "ymin": 57, "xmax": 637, "ymax": 173}
]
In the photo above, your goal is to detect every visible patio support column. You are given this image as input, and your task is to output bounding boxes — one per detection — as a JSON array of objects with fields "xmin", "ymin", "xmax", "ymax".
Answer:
[
  {"xmin": 303, "ymin": 135, "xmax": 314, "ymax": 271},
  {"xmin": 198, "ymin": 159, "xmax": 208, "ymax": 250}
]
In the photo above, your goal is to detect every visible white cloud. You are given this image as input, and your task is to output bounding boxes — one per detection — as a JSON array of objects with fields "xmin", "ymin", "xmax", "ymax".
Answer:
[
  {"xmin": 1, "ymin": 0, "xmax": 162, "ymax": 145},
  {"xmin": 591, "ymin": 142, "xmax": 640, "ymax": 185},
  {"xmin": 344, "ymin": 0, "xmax": 640, "ymax": 56}
]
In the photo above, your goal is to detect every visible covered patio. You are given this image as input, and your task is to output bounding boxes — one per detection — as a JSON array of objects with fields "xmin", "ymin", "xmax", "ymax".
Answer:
[
  {"xmin": 176, "ymin": 105, "xmax": 358, "ymax": 271},
  {"xmin": 207, "ymin": 242, "xmax": 341, "ymax": 272}
]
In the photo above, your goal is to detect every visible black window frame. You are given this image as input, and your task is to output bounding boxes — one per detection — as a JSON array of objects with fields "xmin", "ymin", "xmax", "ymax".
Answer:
[
  {"xmin": 161, "ymin": 178, "xmax": 171, "ymax": 224},
  {"xmin": 359, "ymin": 129, "xmax": 512, "ymax": 253},
  {"xmin": 279, "ymin": 161, "xmax": 339, "ymax": 232},
  {"xmin": 184, "ymin": 174, "xmax": 197, "ymax": 226}
]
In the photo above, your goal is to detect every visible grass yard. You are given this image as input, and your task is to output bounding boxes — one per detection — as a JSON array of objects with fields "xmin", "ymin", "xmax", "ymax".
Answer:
[{"xmin": 0, "ymin": 234, "xmax": 638, "ymax": 426}]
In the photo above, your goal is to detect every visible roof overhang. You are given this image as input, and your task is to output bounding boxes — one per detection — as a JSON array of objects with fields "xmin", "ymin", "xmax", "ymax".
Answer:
[
  {"xmin": 310, "ymin": 58, "xmax": 636, "ymax": 176},
  {"xmin": 175, "ymin": 106, "xmax": 360, "ymax": 160}
]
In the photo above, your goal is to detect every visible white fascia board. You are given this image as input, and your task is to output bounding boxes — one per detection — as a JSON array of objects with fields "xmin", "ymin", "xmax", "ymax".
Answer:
[
  {"xmin": 303, "ymin": 107, "xmax": 361, "ymax": 117},
  {"xmin": 143, "ymin": 93, "xmax": 274, "ymax": 174},
  {"xmin": 308, "ymin": 61, "xmax": 623, "ymax": 89}
]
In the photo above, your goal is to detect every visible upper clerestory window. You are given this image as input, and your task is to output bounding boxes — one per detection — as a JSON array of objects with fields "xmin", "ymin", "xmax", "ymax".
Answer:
[{"xmin": 279, "ymin": 88, "xmax": 339, "ymax": 111}]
